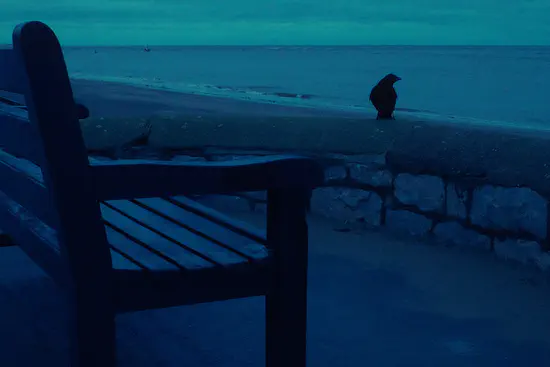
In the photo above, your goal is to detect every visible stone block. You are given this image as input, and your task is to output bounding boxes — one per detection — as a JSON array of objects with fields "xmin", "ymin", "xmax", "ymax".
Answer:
[
  {"xmin": 535, "ymin": 252, "xmax": 550, "ymax": 272},
  {"xmin": 433, "ymin": 221, "xmax": 491, "ymax": 250},
  {"xmin": 394, "ymin": 174, "xmax": 445, "ymax": 213},
  {"xmin": 349, "ymin": 164, "xmax": 393, "ymax": 187},
  {"xmin": 385, "ymin": 209, "xmax": 432, "ymax": 237},
  {"xmin": 446, "ymin": 183, "xmax": 469, "ymax": 219},
  {"xmin": 324, "ymin": 165, "xmax": 347, "ymax": 182},
  {"xmin": 311, "ymin": 187, "xmax": 382, "ymax": 226},
  {"xmin": 494, "ymin": 238, "xmax": 542, "ymax": 265},
  {"xmin": 355, "ymin": 194, "xmax": 384, "ymax": 227},
  {"xmin": 470, "ymin": 185, "xmax": 547, "ymax": 239}
]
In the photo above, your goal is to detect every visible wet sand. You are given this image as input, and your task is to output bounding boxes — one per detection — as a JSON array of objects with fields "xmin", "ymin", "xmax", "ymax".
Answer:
[{"xmin": 65, "ymin": 79, "xmax": 549, "ymax": 154}]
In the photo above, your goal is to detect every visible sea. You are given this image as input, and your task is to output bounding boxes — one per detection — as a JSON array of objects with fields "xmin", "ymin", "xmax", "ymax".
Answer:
[{"xmin": 63, "ymin": 45, "xmax": 550, "ymax": 127}]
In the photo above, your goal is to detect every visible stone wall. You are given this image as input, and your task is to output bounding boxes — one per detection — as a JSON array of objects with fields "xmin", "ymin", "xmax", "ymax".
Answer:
[
  {"xmin": 94, "ymin": 146, "xmax": 550, "ymax": 273},
  {"xmin": 308, "ymin": 153, "xmax": 550, "ymax": 272}
]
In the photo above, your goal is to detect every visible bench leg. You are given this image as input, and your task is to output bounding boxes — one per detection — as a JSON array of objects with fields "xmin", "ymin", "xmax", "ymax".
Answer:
[
  {"xmin": 266, "ymin": 189, "xmax": 309, "ymax": 367},
  {"xmin": 67, "ymin": 293, "xmax": 116, "ymax": 367}
]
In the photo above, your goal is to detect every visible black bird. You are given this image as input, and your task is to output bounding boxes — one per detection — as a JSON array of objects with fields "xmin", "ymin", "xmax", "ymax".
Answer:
[{"xmin": 369, "ymin": 73, "xmax": 401, "ymax": 120}]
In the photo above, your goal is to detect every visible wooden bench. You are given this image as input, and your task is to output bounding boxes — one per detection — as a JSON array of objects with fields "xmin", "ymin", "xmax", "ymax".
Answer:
[{"xmin": 0, "ymin": 21, "xmax": 323, "ymax": 367}]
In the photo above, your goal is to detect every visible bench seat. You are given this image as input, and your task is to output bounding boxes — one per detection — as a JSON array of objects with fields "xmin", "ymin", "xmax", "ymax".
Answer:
[
  {"xmin": 103, "ymin": 196, "xmax": 270, "ymax": 312},
  {"xmin": 0, "ymin": 181, "xmax": 272, "ymax": 311}
]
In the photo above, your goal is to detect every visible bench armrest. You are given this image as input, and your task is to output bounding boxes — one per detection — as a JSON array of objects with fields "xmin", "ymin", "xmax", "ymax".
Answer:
[{"xmin": 90, "ymin": 155, "xmax": 324, "ymax": 201}]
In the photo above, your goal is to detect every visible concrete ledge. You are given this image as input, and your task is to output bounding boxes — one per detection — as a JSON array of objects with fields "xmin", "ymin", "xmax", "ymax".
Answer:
[{"xmin": 85, "ymin": 112, "xmax": 550, "ymax": 197}]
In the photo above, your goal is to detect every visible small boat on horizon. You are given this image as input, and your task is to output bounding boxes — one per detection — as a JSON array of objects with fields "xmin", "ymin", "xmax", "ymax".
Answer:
[{"xmin": 143, "ymin": 45, "xmax": 151, "ymax": 52}]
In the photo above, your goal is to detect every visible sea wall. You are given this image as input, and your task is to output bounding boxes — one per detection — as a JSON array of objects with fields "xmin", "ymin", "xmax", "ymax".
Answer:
[{"xmin": 107, "ymin": 145, "xmax": 550, "ymax": 273}]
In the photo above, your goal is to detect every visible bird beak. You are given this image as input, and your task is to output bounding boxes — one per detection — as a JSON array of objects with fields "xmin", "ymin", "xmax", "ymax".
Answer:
[{"xmin": 396, "ymin": 76, "xmax": 402, "ymax": 81}]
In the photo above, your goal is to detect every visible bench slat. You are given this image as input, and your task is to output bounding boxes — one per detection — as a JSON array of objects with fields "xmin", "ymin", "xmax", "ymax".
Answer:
[
  {"xmin": 169, "ymin": 195, "xmax": 266, "ymax": 244},
  {"xmin": 105, "ymin": 225, "xmax": 179, "ymax": 272},
  {"xmin": 0, "ymin": 189, "xmax": 64, "ymax": 284},
  {"xmin": 0, "ymin": 150, "xmax": 56, "ymax": 228},
  {"xmin": 0, "ymin": 91, "xmax": 25, "ymax": 107},
  {"xmin": 104, "ymin": 199, "xmax": 259, "ymax": 266},
  {"xmin": 0, "ymin": 109, "xmax": 42, "ymax": 165},
  {"xmin": 109, "ymin": 249, "xmax": 144, "ymax": 271},
  {"xmin": 101, "ymin": 204, "xmax": 213, "ymax": 270},
  {"xmin": 135, "ymin": 197, "xmax": 268, "ymax": 260},
  {"xmin": 0, "ymin": 49, "xmax": 25, "ymax": 94}
]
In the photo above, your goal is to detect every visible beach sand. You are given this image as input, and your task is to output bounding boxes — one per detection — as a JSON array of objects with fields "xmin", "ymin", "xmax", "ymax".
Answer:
[{"xmin": 70, "ymin": 78, "xmax": 550, "ymax": 151}]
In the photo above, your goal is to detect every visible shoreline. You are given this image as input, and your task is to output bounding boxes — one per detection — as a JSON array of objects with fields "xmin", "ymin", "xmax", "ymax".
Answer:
[{"xmin": 71, "ymin": 77, "xmax": 550, "ymax": 130}]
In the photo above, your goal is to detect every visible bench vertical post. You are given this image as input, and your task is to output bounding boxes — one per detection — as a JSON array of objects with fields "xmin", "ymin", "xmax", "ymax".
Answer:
[
  {"xmin": 265, "ymin": 188, "xmax": 309, "ymax": 367},
  {"xmin": 13, "ymin": 21, "xmax": 115, "ymax": 366}
]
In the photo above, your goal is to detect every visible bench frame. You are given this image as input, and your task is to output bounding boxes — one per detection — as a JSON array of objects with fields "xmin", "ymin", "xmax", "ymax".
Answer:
[{"xmin": 0, "ymin": 21, "xmax": 323, "ymax": 366}]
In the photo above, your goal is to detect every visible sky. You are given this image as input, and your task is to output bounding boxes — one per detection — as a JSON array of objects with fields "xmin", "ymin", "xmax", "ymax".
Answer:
[{"xmin": 1, "ymin": 0, "xmax": 549, "ymax": 46}]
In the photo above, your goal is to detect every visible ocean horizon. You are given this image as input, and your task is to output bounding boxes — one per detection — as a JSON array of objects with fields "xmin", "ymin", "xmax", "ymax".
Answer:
[
  {"xmin": 57, "ymin": 45, "xmax": 550, "ymax": 127},
  {"xmin": 59, "ymin": 45, "xmax": 550, "ymax": 48}
]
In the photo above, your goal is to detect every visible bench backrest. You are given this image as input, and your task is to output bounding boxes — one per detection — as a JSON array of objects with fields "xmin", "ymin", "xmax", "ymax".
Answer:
[{"xmin": 0, "ymin": 21, "xmax": 112, "ymax": 286}]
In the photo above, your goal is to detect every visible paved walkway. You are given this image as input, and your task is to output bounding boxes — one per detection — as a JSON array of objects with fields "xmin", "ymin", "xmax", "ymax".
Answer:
[{"xmin": 0, "ymin": 210, "xmax": 549, "ymax": 366}]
